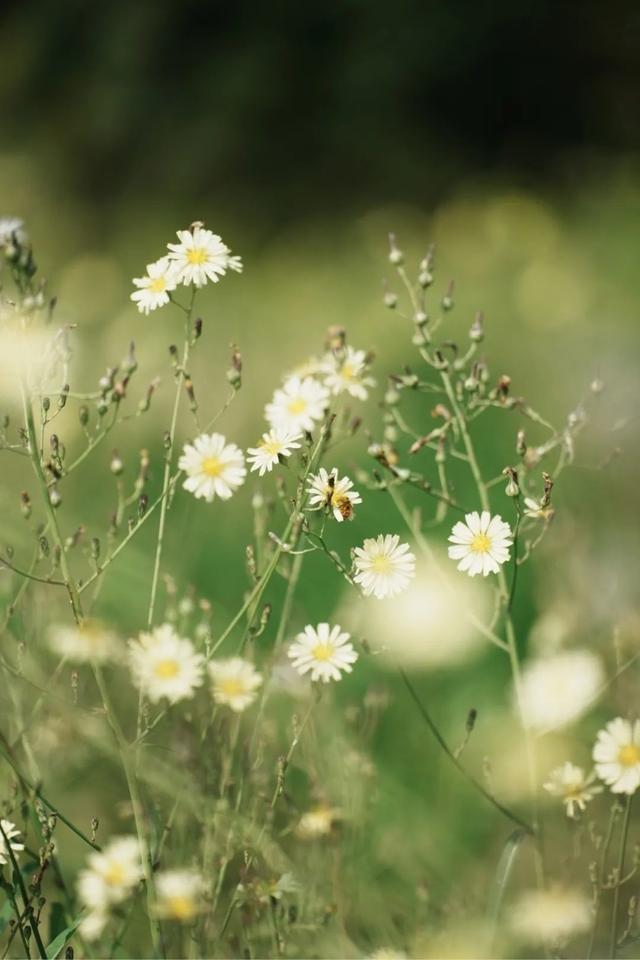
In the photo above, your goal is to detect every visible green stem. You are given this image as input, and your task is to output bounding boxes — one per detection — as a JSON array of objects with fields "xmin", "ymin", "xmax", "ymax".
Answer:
[{"xmin": 610, "ymin": 795, "xmax": 633, "ymax": 959}]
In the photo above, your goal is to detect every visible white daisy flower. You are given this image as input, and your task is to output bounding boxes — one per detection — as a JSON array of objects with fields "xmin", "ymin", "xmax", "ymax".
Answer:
[
  {"xmin": 448, "ymin": 511, "xmax": 513, "ymax": 577},
  {"xmin": 265, "ymin": 375, "xmax": 329, "ymax": 434},
  {"xmin": 155, "ymin": 869, "xmax": 206, "ymax": 921},
  {"xmin": 288, "ymin": 623, "xmax": 358, "ymax": 682},
  {"xmin": 48, "ymin": 620, "xmax": 120, "ymax": 664},
  {"xmin": 323, "ymin": 346, "xmax": 375, "ymax": 400},
  {"xmin": 296, "ymin": 805, "xmax": 342, "ymax": 839},
  {"xmin": 523, "ymin": 497, "xmax": 555, "ymax": 521},
  {"xmin": 178, "ymin": 433, "xmax": 246, "ymax": 502},
  {"xmin": 0, "ymin": 819, "xmax": 24, "ymax": 865},
  {"xmin": 510, "ymin": 886, "xmax": 591, "ymax": 946},
  {"xmin": 130, "ymin": 256, "xmax": 178, "ymax": 315},
  {"xmin": 128, "ymin": 624, "xmax": 205, "ymax": 704},
  {"xmin": 78, "ymin": 836, "xmax": 143, "ymax": 913},
  {"xmin": 543, "ymin": 762, "xmax": 602, "ymax": 817},
  {"xmin": 594, "ymin": 717, "xmax": 640, "ymax": 795},
  {"xmin": 167, "ymin": 225, "xmax": 241, "ymax": 287},
  {"xmin": 208, "ymin": 657, "xmax": 263, "ymax": 712},
  {"xmin": 519, "ymin": 650, "xmax": 604, "ymax": 733},
  {"xmin": 246, "ymin": 428, "xmax": 303, "ymax": 476},
  {"xmin": 307, "ymin": 467, "xmax": 362, "ymax": 522},
  {"xmin": 353, "ymin": 535, "xmax": 416, "ymax": 600}
]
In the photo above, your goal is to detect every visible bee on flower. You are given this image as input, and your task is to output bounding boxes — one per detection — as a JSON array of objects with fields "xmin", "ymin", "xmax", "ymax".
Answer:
[
  {"xmin": 0, "ymin": 819, "xmax": 24, "ymax": 865},
  {"xmin": 208, "ymin": 657, "xmax": 263, "ymax": 712},
  {"xmin": 448, "ymin": 511, "xmax": 513, "ymax": 577},
  {"xmin": 265, "ymin": 375, "xmax": 329, "ymax": 434},
  {"xmin": 323, "ymin": 346, "xmax": 375, "ymax": 400},
  {"xmin": 246, "ymin": 428, "xmax": 303, "ymax": 476},
  {"xmin": 167, "ymin": 224, "xmax": 242, "ymax": 287},
  {"xmin": 353, "ymin": 535, "xmax": 416, "ymax": 599},
  {"xmin": 593, "ymin": 717, "xmax": 640, "ymax": 794},
  {"xmin": 288, "ymin": 623, "xmax": 358, "ymax": 682},
  {"xmin": 130, "ymin": 256, "xmax": 179, "ymax": 315},
  {"xmin": 128, "ymin": 624, "xmax": 205, "ymax": 704},
  {"xmin": 307, "ymin": 467, "xmax": 362, "ymax": 522},
  {"xmin": 178, "ymin": 433, "xmax": 246, "ymax": 502},
  {"xmin": 154, "ymin": 870, "xmax": 206, "ymax": 921},
  {"xmin": 543, "ymin": 762, "xmax": 602, "ymax": 817}
]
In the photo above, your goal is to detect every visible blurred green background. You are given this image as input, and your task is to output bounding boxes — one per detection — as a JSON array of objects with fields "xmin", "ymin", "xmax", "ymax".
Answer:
[{"xmin": 1, "ymin": 2, "xmax": 639, "ymax": 955}]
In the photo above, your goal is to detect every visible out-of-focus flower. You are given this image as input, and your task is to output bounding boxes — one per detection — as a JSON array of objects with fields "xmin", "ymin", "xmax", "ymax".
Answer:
[
  {"xmin": 265, "ymin": 375, "xmax": 329, "ymax": 434},
  {"xmin": 78, "ymin": 836, "xmax": 143, "ymax": 914},
  {"xmin": 167, "ymin": 226, "xmax": 241, "ymax": 286},
  {"xmin": 48, "ymin": 620, "xmax": 120, "ymax": 664},
  {"xmin": 130, "ymin": 257, "xmax": 178, "ymax": 314},
  {"xmin": 0, "ymin": 819, "xmax": 24, "ymax": 865},
  {"xmin": 78, "ymin": 911, "xmax": 108, "ymax": 942},
  {"xmin": 128, "ymin": 624, "xmax": 204, "ymax": 704},
  {"xmin": 523, "ymin": 497, "xmax": 555, "ymax": 521},
  {"xmin": 208, "ymin": 657, "xmax": 262, "ymax": 711},
  {"xmin": 323, "ymin": 346, "xmax": 375, "ymax": 400},
  {"xmin": 0, "ymin": 217, "xmax": 27, "ymax": 248},
  {"xmin": 155, "ymin": 870, "xmax": 206, "ymax": 921},
  {"xmin": 246, "ymin": 428, "xmax": 302, "ymax": 476},
  {"xmin": 594, "ymin": 718, "xmax": 640, "ymax": 794},
  {"xmin": 178, "ymin": 433, "xmax": 246, "ymax": 502},
  {"xmin": 510, "ymin": 886, "xmax": 591, "ymax": 946},
  {"xmin": 518, "ymin": 650, "xmax": 603, "ymax": 733},
  {"xmin": 448, "ymin": 511, "xmax": 512, "ymax": 577},
  {"xmin": 296, "ymin": 804, "xmax": 342, "ymax": 839},
  {"xmin": 288, "ymin": 623, "xmax": 358, "ymax": 682},
  {"xmin": 353, "ymin": 535, "xmax": 415, "ymax": 599},
  {"xmin": 307, "ymin": 466, "xmax": 362, "ymax": 521},
  {"xmin": 543, "ymin": 762, "xmax": 602, "ymax": 817}
]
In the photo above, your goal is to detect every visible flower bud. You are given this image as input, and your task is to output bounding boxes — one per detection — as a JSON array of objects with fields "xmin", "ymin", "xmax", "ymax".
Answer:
[
  {"xmin": 441, "ymin": 281, "xmax": 454, "ymax": 311},
  {"xmin": 383, "ymin": 290, "xmax": 397, "ymax": 310},
  {"xmin": 110, "ymin": 450, "xmax": 124, "ymax": 475},
  {"xmin": 388, "ymin": 233, "xmax": 404, "ymax": 265},
  {"xmin": 418, "ymin": 270, "xmax": 433, "ymax": 288},
  {"xmin": 49, "ymin": 486, "xmax": 62, "ymax": 509},
  {"xmin": 469, "ymin": 311, "xmax": 484, "ymax": 342},
  {"xmin": 20, "ymin": 491, "xmax": 31, "ymax": 519},
  {"xmin": 79, "ymin": 405, "xmax": 89, "ymax": 427}
]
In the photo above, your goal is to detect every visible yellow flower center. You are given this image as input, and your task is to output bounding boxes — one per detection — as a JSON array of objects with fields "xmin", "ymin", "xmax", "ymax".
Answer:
[
  {"xmin": 149, "ymin": 277, "xmax": 166, "ymax": 293},
  {"xmin": 155, "ymin": 659, "xmax": 179, "ymax": 679},
  {"xmin": 287, "ymin": 398, "xmax": 307, "ymax": 415},
  {"xmin": 618, "ymin": 744, "xmax": 640, "ymax": 767},
  {"xmin": 312, "ymin": 643, "xmax": 333, "ymax": 661},
  {"xmin": 371, "ymin": 554, "xmax": 392, "ymax": 573},
  {"xmin": 219, "ymin": 678, "xmax": 244, "ymax": 697},
  {"xmin": 470, "ymin": 533, "xmax": 491, "ymax": 554},
  {"xmin": 187, "ymin": 247, "xmax": 208, "ymax": 265},
  {"xmin": 341, "ymin": 362, "xmax": 356, "ymax": 380},
  {"xmin": 165, "ymin": 895, "xmax": 196, "ymax": 921},
  {"xmin": 262, "ymin": 440, "xmax": 282, "ymax": 456},
  {"xmin": 202, "ymin": 456, "xmax": 222, "ymax": 477},
  {"xmin": 104, "ymin": 863, "xmax": 127, "ymax": 886}
]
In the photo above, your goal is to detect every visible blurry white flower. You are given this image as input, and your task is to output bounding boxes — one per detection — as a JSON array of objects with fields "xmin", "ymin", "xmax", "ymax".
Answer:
[
  {"xmin": 594, "ymin": 718, "xmax": 640, "ymax": 794},
  {"xmin": 78, "ymin": 836, "xmax": 142, "ymax": 913},
  {"xmin": 265, "ymin": 375, "xmax": 329, "ymax": 434},
  {"xmin": 178, "ymin": 433, "xmax": 246, "ymax": 502},
  {"xmin": 510, "ymin": 886, "xmax": 591, "ymax": 946},
  {"xmin": 130, "ymin": 256, "xmax": 178, "ymax": 314},
  {"xmin": 523, "ymin": 497, "xmax": 554, "ymax": 521},
  {"xmin": 543, "ymin": 762, "xmax": 602, "ymax": 817},
  {"xmin": 128, "ymin": 624, "xmax": 204, "ymax": 704},
  {"xmin": 288, "ymin": 623, "xmax": 358, "ymax": 682},
  {"xmin": 519, "ymin": 650, "xmax": 604, "ymax": 733},
  {"xmin": 353, "ymin": 535, "xmax": 416, "ymax": 600},
  {"xmin": 323, "ymin": 346, "xmax": 375, "ymax": 400},
  {"xmin": 48, "ymin": 620, "xmax": 120, "ymax": 664},
  {"xmin": 296, "ymin": 804, "xmax": 341, "ymax": 838},
  {"xmin": 448, "ymin": 511, "xmax": 512, "ymax": 577},
  {"xmin": 78, "ymin": 911, "xmax": 108, "ymax": 942},
  {"xmin": 0, "ymin": 819, "xmax": 24, "ymax": 865},
  {"xmin": 0, "ymin": 217, "xmax": 27, "ymax": 247},
  {"xmin": 155, "ymin": 869, "xmax": 206, "ymax": 921},
  {"xmin": 208, "ymin": 657, "xmax": 262, "ymax": 712},
  {"xmin": 167, "ymin": 226, "xmax": 241, "ymax": 286},
  {"xmin": 307, "ymin": 467, "xmax": 362, "ymax": 521},
  {"xmin": 246, "ymin": 428, "xmax": 302, "ymax": 476}
]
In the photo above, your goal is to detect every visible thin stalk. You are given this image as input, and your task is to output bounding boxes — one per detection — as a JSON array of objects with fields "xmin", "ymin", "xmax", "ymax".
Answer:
[
  {"xmin": 610, "ymin": 795, "xmax": 633, "ymax": 959},
  {"xmin": 589, "ymin": 802, "xmax": 619, "ymax": 959}
]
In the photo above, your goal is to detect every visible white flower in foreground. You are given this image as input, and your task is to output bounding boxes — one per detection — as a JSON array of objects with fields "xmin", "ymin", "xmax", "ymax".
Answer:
[
  {"xmin": 0, "ymin": 819, "xmax": 24, "ymax": 865},
  {"xmin": 510, "ymin": 886, "xmax": 591, "ymax": 946},
  {"xmin": 448, "ymin": 511, "xmax": 513, "ymax": 577},
  {"xmin": 519, "ymin": 650, "xmax": 603, "ymax": 733},
  {"xmin": 208, "ymin": 657, "xmax": 262, "ymax": 712},
  {"xmin": 307, "ymin": 467, "xmax": 362, "ymax": 521},
  {"xmin": 323, "ymin": 346, "xmax": 375, "ymax": 400},
  {"xmin": 265, "ymin": 375, "xmax": 329, "ymax": 434},
  {"xmin": 78, "ymin": 836, "xmax": 142, "ymax": 913},
  {"xmin": 167, "ymin": 225, "xmax": 241, "ymax": 286},
  {"xmin": 178, "ymin": 433, "xmax": 246, "ymax": 502},
  {"xmin": 594, "ymin": 718, "xmax": 640, "ymax": 795},
  {"xmin": 296, "ymin": 804, "xmax": 342, "ymax": 839},
  {"xmin": 353, "ymin": 535, "xmax": 416, "ymax": 600},
  {"xmin": 543, "ymin": 762, "xmax": 602, "ymax": 817},
  {"xmin": 48, "ymin": 620, "xmax": 120, "ymax": 664},
  {"xmin": 128, "ymin": 624, "xmax": 205, "ymax": 704},
  {"xmin": 288, "ymin": 623, "xmax": 358, "ymax": 683},
  {"xmin": 155, "ymin": 869, "xmax": 206, "ymax": 921},
  {"xmin": 130, "ymin": 256, "xmax": 178, "ymax": 315},
  {"xmin": 246, "ymin": 428, "xmax": 303, "ymax": 476}
]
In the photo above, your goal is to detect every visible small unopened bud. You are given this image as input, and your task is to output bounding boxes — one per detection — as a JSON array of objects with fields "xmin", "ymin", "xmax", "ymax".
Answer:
[
  {"xmin": 325, "ymin": 326, "xmax": 346, "ymax": 351},
  {"xmin": 185, "ymin": 377, "xmax": 197, "ymax": 412},
  {"xmin": 503, "ymin": 466, "xmax": 520, "ymax": 498},
  {"xmin": 20, "ymin": 491, "xmax": 31, "ymax": 519},
  {"xmin": 441, "ymin": 281, "xmax": 454, "ymax": 311},
  {"xmin": 79, "ymin": 405, "xmax": 89, "ymax": 427},
  {"xmin": 168, "ymin": 344, "xmax": 179, "ymax": 367},
  {"xmin": 516, "ymin": 429, "xmax": 527, "ymax": 457},
  {"xmin": 469, "ymin": 311, "xmax": 484, "ymax": 342},
  {"xmin": 541, "ymin": 472, "xmax": 554, "ymax": 508},
  {"xmin": 96, "ymin": 398, "xmax": 109, "ymax": 417},
  {"xmin": 414, "ymin": 311, "xmax": 428, "ymax": 327},
  {"xmin": 418, "ymin": 270, "xmax": 433, "ymax": 288},
  {"xmin": 388, "ymin": 233, "xmax": 404, "ymax": 265},
  {"xmin": 110, "ymin": 450, "xmax": 124, "ymax": 475},
  {"xmin": 464, "ymin": 374, "xmax": 478, "ymax": 392},
  {"xmin": 246, "ymin": 544, "xmax": 257, "ymax": 580},
  {"xmin": 49, "ymin": 486, "xmax": 62, "ymax": 509},
  {"xmin": 590, "ymin": 377, "xmax": 604, "ymax": 395},
  {"xmin": 90, "ymin": 538, "xmax": 100, "ymax": 562},
  {"xmin": 497, "ymin": 374, "xmax": 511, "ymax": 398},
  {"xmin": 384, "ymin": 388, "xmax": 400, "ymax": 406},
  {"xmin": 466, "ymin": 708, "xmax": 477, "ymax": 733},
  {"xmin": 42, "ymin": 397, "xmax": 50, "ymax": 414},
  {"xmin": 58, "ymin": 384, "xmax": 70, "ymax": 410},
  {"xmin": 49, "ymin": 434, "xmax": 59, "ymax": 456},
  {"xmin": 138, "ymin": 379, "xmax": 158, "ymax": 414},
  {"xmin": 383, "ymin": 285, "xmax": 397, "ymax": 310},
  {"xmin": 226, "ymin": 345, "xmax": 242, "ymax": 389},
  {"xmin": 138, "ymin": 494, "xmax": 148, "ymax": 518},
  {"xmin": 91, "ymin": 818, "xmax": 99, "ymax": 843},
  {"xmin": 122, "ymin": 342, "xmax": 137, "ymax": 374},
  {"xmin": 193, "ymin": 317, "xmax": 203, "ymax": 340}
]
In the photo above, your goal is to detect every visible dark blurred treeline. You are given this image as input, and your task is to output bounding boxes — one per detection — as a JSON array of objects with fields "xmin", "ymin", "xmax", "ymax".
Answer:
[{"xmin": 2, "ymin": 0, "xmax": 640, "ymax": 225}]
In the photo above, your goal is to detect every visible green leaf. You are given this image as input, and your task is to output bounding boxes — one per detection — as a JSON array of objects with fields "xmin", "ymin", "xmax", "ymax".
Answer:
[{"xmin": 45, "ymin": 917, "xmax": 82, "ymax": 960}]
